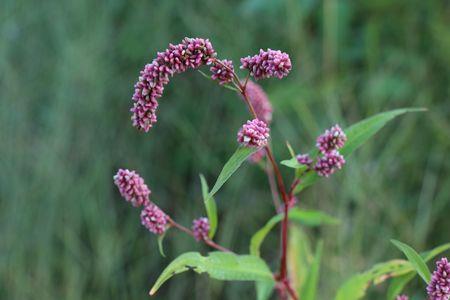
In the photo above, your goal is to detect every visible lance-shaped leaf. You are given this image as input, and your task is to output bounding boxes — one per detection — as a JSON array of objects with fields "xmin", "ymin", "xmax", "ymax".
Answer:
[
  {"xmin": 335, "ymin": 243, "xmax": 450, "ymax": 300},
  {"xmin": 335, "ymin": 259, "xmax": 412, "ymax": 300},
  {"xmin": 250, "ymin": 208, "xmax": 339, "ymax": 256},
  {"xmin": 150, "ymin": 252, "xmax": 274, "ymax": 296},
  {"xmin": 386, "ymin": 242, "xmax": 450, "ymax": 299},
  {"xmin": 289, "ymin": 226, "xmax": 313, "ymax": 293},
  {"xmin": 391, "ymin": 239, "xmax": 431, "ymax": 283},
  {"xmin": 256, "ymin": 280, "xmax": 275, "ymax": 300},
  {"xmin": 209, "ymin": 146, "xmax": 256, "ymax": 197},
  {"xmin": 300, "ymin": 240, "xmax": 324, "ymax": 300},
  {"xmin": 280, "ymin": 108, "xmax": 425, "ymax": 193},
  {"xmin": 200, "ymin": 174, "xmax": 218, "ymax": 238}
]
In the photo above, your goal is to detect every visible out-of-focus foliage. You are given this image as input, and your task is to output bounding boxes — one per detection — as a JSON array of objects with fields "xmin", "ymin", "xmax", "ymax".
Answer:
[{"xmin": 0, "ymin": 0, "xmax": 449, "ymax": 299}]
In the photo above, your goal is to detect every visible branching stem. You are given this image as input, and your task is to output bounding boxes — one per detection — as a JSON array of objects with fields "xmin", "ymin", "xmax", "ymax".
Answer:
[{"xmin": 204, "ymin": 61, "xmax": 298, "ymax": 299}]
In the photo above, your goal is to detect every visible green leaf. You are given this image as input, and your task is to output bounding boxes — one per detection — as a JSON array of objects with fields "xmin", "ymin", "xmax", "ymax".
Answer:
[
  {"xmin": 157, "ymin": 232, "xmax": 167, "ymax": 258},
  {"xmin": 285, "ymin": 141, "xmax": 296, "ymax": 158},
  {"xmin": 281, "ymin": 158, "xmax": 302, "ymax": 168},
  {"xmin": 256, "ymin": 280, "xmax": 275, "ymax": 300},
  {"xmin": 421, "ymin": 243, "xmax": 450, "ymax": 261},
  {"xmin": 386, "ymin": 273, "xmax": 416, "ymax": 300},
  {"xmin": 209, "ymin": 146, "xmax": 256, "ymax": 197},
  {"xmin": 150, "ymin": 252, "xmax": 274, "ymax": 295},
  {"xmin": 200, "ymin": 174, "xmax": 218, "ymax": 239},
  {"xmin": 288, "ymin": 226, "xmax": 313, "ymax": 293},
  {"xmin": 335, "ymin": 243, "xmax": 450, "ymax": 300},
  {"xmin": 340, "ymin": 108, "xmax": 425, "ymax": 156},
  {"xmin": 290, "ymin": 108, "xmax": 425, "ymax": 193},
  {"xmin": 301, "ymin": 241, "xmax": 324, "ymax": 300},
  {"xmin": 386, "ymin": 242, "xmax": 450, "ymax": 299},
  {"xmin": 250, "ymin": 208, "xmax": 339, "ymax": 256},
  {"xmin": 391, "ymin": 239, "xmax": 431, "ymax": 283},
  {"xmin": 335, "ymin": 259, "xmax": 412, "ymax": 300}
]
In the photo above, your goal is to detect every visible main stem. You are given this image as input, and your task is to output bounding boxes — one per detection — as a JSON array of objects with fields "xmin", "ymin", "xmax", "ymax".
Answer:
[
  {"xmin": 236, "ymin": 79, "xmax": 294, "ymax": 298},
  {"xmin": 211, "ymin": 60, "xmax": 297, "ymax": 298}
]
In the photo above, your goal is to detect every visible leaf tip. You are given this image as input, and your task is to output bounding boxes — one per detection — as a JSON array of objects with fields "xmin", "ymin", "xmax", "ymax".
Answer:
[{"xmin": 149, "ymin": 287, "xmax": 157, "ymax": 296}]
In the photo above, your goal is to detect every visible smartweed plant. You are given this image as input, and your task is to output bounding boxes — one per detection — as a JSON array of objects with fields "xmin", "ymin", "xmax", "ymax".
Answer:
[{"xmin": 114, "ymin": 37, "xmax": 449, "ymax": 300}]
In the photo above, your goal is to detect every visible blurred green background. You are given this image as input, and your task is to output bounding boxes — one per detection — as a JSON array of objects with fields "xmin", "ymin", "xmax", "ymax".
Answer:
[{"xmin": 1, "ymin": 0, "xmax": 449, "ymax": 299}]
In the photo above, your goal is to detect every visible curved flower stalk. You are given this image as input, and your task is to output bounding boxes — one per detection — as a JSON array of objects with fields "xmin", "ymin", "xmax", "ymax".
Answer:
[{"xmin": 131, "ymin": 37, "xmax": 216, "ymax": 132}]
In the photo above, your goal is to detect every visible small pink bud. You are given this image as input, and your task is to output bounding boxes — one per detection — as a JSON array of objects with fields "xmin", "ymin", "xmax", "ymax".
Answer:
[
  {"xmin": 237, "ymin": 118, "xmax": 270, "ymax": 148},
  {"xmin": 192, "ymin": 217, "xmax": 210, "ymax": 241},
  {"xmin": 316, "ymin": 124, "xmax": 347, "ymax": 154}
]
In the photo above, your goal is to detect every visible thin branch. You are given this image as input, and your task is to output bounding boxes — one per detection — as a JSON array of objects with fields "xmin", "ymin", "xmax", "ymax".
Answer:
[
  {"xmin": 197, "ymin": 70, "xmax": 240, "ymax": 92},
  {"xmin": 167, "ymin": 217, "xmax": 233, "ymax": 253}
]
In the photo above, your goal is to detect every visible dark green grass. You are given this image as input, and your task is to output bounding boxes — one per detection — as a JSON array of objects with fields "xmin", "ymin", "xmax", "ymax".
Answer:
[{"xmin": 0, "ymin": 0, "xmax": 449, "ymax": 299}]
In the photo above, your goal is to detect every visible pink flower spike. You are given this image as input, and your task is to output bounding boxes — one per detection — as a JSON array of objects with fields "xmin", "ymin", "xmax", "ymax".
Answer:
[
  {"xmin": 316, "ymin": 124, "xmax": 347, "ymax": 154},
  {"xmin": 237, "ymin": 118, "xmax": 270, "ymax": 148},
  {"xmin": 241, "ymin": 80, "xmax": 273, "ymax": 124},
  {"xmin": 395, "ymin": 295, "xmax": 409, "ymax": 300},
  {"xmin": 210, "ymin": 59, "xmax": 234, "ymax": 85},
  {"xmin": 131, "ymin": 37, "xmax": 217, "ymax": 132},
  {"xmin": 192, "ymin": 217, "xmax": 210, "ymax": 241},
  {"xmin": 314, "ymin": 150, "xmax": 345, "ymax": 177},
  {"xmin": 114, "ymin": 169, "xmax": 151, "ymax": 207},
  {"xmin": 240, "ymin": 49, "xmax": 292, "ymax": 80},
  {"xmin": 427, "ymin": 257, "xmax": 450, "ymax": 300},
  {"xmin": 140, "ymin": 203, "xmax": 168, "ymax": 235}
]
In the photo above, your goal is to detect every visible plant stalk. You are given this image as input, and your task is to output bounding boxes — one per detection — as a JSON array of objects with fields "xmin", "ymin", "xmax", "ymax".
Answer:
[
  {"xmin": 209, "ymin": 64, "xmax": 297, "ymax": 299},
  {"xmin": 167, "ymin": 217, "xmax": 233, "ymax": 253}
]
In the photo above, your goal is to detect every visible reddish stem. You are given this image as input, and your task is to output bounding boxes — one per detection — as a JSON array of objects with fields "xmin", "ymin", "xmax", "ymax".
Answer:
[
  {"xmin": 284, "ymin": 280, "xmax": 299, "ymax": 300},
  {"xmin": 204, "ymin": 238, "xmax": 232, "ymax": 253},
  {"xmin": 211, "ymin": 65, "xmax": 297, "ymax": 299},
  {"xmin": 288, "ymin": 178, "xmax": 301, "ymax": 198},
  {"xmin": 238, "ymin": 79, "xmax": 295, "ymax": 298}
]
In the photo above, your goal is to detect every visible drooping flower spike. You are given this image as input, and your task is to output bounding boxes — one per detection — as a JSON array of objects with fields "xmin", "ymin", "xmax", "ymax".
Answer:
[
  {"xmin": 114, "ymin": 169, "xmax": 151, "ymax": 207},
  {"xmin": 240, "ymin": 49, "xmax": 292, "ymax": 80},
  {"xmin": 140, "ymin": 203, "xmax": 168, "ymax": 235},
  {"xmin": 316, "ymin": 124, "xmax": 347, "ymax": 154},
  {"xmin": 192, "ymin": 217, "xmax": 210, "ymax": 241},
  {"xmin": 131, "ymin": 37, "xmax": 217, "ymax": 132},
  {"xmin": 210, "ymin": 59, "xmax": 234, "ymax": 85},
  {"xmin": 427, "ymin": 257, "xmax": 450, "ymax": 300},
  {"xmin": 237, "ymin": 118, "xmax": 270, "ymax": 148}
]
